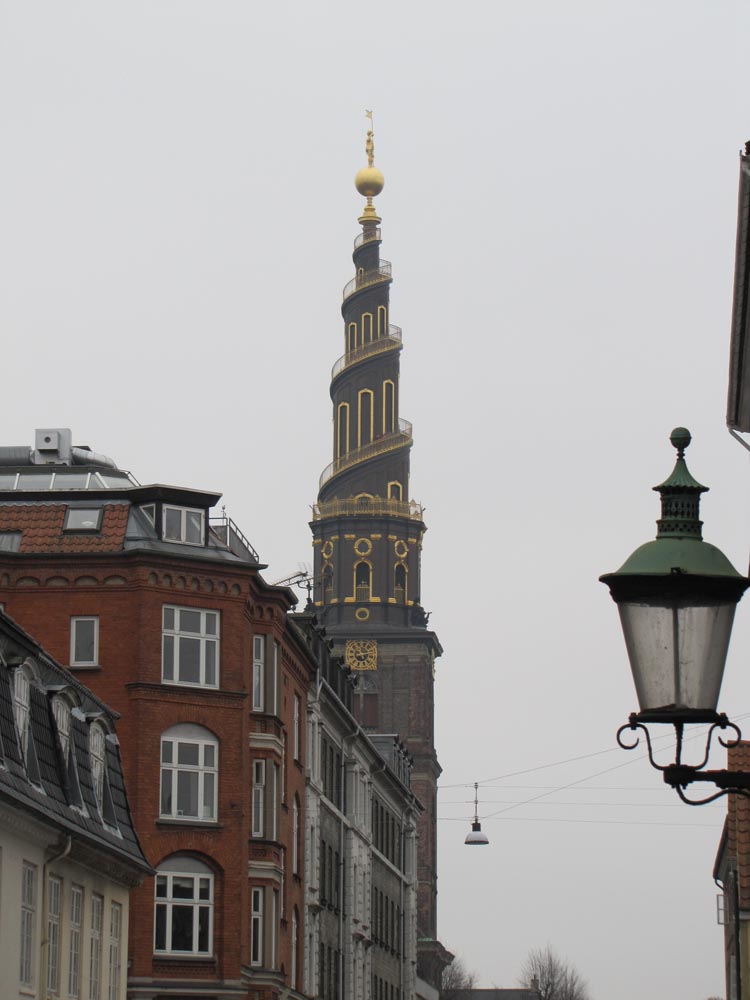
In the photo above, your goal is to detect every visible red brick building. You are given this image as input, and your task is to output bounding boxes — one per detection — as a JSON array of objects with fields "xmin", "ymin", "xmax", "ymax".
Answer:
[{"xmin": 0, "ymin": 429, "xmax": 314, "ymax": 1000}]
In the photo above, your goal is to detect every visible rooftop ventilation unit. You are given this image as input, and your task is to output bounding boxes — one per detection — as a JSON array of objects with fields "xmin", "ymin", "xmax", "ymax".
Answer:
[{"xmin": 34, "ymin": 428, "xmax": 73, "ymax": 465}]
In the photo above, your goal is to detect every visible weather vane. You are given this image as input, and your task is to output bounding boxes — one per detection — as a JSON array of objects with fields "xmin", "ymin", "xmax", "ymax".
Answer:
[{"xmin": 365, "ymin": 109, "xmax": 375, "ymax": 167}]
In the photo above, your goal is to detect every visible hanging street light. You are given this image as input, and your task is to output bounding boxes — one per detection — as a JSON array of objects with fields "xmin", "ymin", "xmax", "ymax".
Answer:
[
  {"xmin": 465, "ymin": 782, "xmax": 489, "ymax": 845},
  {"xmin": 600, "ymin": 427, "xmax": 750, "ymax": 804}
]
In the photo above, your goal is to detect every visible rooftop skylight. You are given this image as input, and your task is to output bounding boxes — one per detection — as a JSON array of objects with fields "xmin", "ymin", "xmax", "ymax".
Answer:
[{"xmin": 0, "ymin": 469, "xmax": 136, "ymax": 491}]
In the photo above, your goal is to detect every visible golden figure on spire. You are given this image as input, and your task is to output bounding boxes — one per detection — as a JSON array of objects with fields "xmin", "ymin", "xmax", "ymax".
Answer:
[
  {"xmin": 355, "ymin": 110, "xmax": 384, "ymax": 222},
  {"xmin": 365, "ymin": 109, "xmax": 375, "ymax": 166}
]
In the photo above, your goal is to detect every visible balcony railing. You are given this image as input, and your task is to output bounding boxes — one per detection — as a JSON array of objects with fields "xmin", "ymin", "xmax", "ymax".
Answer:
[
  {"xmin": 319, "ymin": 419, "xmax": 413, "ymax": 491},
  {"xmin": 331, "ymin": 325, "xmax": 402, "ymax": 380},
  {"xmin": 312, "ymin": 496, "xmax": 424, "ymax": 522},
  {"xmin": 355, "ymin": 585, "xmax": 371, "ymax": 602},
  {"xmin": 342, "ymin": 261, "xmax": 392, "ymax": 301},
  {"xmin": 209, "ymin": 513, "xmax": 260, "ymax": 564},
  {"xmin": 354, "ymin": 228, "xmax": 381, "ymax": 250}
]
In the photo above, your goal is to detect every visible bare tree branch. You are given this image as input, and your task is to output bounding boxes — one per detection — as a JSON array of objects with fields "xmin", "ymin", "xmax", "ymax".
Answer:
[
  {"xmin": 519, "ymin": 945, "xmax": 592, "ymax": 1000},
  {"xmin": 441, "ymin": 955, "xmax": 478, "ymax": 998}
]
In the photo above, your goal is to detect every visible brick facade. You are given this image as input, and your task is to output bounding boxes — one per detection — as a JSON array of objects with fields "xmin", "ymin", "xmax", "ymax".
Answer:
[{"xmin": 0, "ymin": 463, "xmax": 314, "ymax": 999}]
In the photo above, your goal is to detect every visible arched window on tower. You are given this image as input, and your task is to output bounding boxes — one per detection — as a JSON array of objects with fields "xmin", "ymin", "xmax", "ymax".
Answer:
[
  {"xmin": 383, "ymin": 380, "xmax": 395, "ymax": 434},
  {"xmin": 358, "ymin": 390, "xmax": 374, "ymax": 447},
  {"xmin": 387, "ymin": 482, "xmax": 402, "ymax": 501},
  {"xmin": 394, "ymin": 564, "xmax": 407, "ymax": 604},
  {"xmin": 348, "ymin": 323, "xmax": 358, "ymax": 353},
  {"xmin": 355, "ymin": 562, "xmax": 371, "ymax": 602},
  {"xmin": 337, "ymin": 403, "xmax": 350, "ymax": 459},
  {"xmin": 362, "ymin": 313, "xmax": 373, "ymax": 345},
  {"xmin": 322, "ymin": 564, "xmax": 333, "ymax": 602},
  {"xmin": 378, "ymin": 305, "xmax": 387, "ymax": 338}
]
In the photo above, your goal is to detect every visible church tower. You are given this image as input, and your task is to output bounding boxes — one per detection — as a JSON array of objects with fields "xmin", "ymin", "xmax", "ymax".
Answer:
[{"xmin": 311, "ymin": 123, "xmax": 449, "ymax": 984}]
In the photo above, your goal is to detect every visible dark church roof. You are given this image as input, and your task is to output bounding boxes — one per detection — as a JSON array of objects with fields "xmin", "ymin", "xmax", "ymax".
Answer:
[{"xmin": 0, "ymin": 608, "xmax": 151, "ymax": 883}]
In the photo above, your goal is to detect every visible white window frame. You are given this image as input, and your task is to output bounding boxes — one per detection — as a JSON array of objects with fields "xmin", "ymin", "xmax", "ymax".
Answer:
[
  {"xmin": 160, "ymin": 725, "xmax": 218, "ymax": 822},
  {"xmin": 252, "ymin": 760, "xmax": 265, "ymax": 838},
  {"xmin": 154, "ymin": 863, "xmax": 214, "ymax": 957},
  {"xmin": 162, "ymin": 606, "xmax": 220, "ymax": 688},
  {"xmin": 47, "ymin": 874, "xmax": 62, "ymax": 996},
  {"xmin": 20, "ymin": 861, "xmax": 36, "ymax": 988},
  {"xmin": 13, "ymin": 667, "xmax": 31, "ymax": 763},
  {"xmin": 162, "ymin": 505, "xmax": 205, "ymax": 546},
  {"xmin": 70, "ymin": 617, "xmax": 99, "ymax": 666},
  {"xmin": 69, "ymin": 884, "xmax": 84, "ymax": 999},
  {"xmin": 108, "ymin": 901, "xmax": 122, "ymax": 1000},
  {"xmin": 251, "ymin": 887, "xmax": 263, "ymax": 967},
  {"xmin": 90, "ymin": 724, "xmax": 106, "ymax": 816},
  {"xmin": 252, "ymin": 635, "xmax": 265, "ymax": 711},
  {"xmin": 89, "ymin": 893, "xmax": 103, "ymax": 1000},
  {"xmin": 63, "ymin": 508, "xmax": 103, "ymax": 532},
  {"xmin": 140, "ymin": 503, "xmax": 156, "ymax": 525},
  {"xmin": 52, "ymin": 696, "xmax": 72, "ymax": 762}
]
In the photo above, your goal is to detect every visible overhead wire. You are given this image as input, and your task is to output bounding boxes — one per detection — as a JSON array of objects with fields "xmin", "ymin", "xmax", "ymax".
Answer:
[{"xmin": 437, "ymin": 712, "xmax": 750, "ymax": 824}]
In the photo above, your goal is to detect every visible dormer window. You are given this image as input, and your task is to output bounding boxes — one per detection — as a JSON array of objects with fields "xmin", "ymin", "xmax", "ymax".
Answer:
[
  {"xmin": 140, "ymin": 504, "xmax": 156, "ymax": 525},
  {"xmin": 52, "ymin": 696, "xmax": 71, "ymax": 762},
  {"xmin": 163, "ymin": 506, "xmax": 204, "ymax": 546},
  {"xmin": 89, "ymin": 723, "xmax": 106, "ymax": 815},
  {"xmin": 64, "ymin": 508, "xmax": 103, "ymax": 532},
  {"xmin": 13, "ymin": 666, "xmax": 31, "ymax": 762}
]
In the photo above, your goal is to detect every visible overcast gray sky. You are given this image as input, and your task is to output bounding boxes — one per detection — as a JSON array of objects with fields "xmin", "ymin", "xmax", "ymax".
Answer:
[{"xmin": 3, "ymin": 3, "xmax": 750, "ymax": 998}]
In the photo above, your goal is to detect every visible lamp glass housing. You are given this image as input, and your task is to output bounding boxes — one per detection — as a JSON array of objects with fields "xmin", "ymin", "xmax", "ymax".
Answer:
[
  {"xmin": 617, "ymin": 597, "xmax": 736, "ymax": 714},
  {"xmin": 465, "ymin": 821, "xmax": 489, "ymax": 845}
]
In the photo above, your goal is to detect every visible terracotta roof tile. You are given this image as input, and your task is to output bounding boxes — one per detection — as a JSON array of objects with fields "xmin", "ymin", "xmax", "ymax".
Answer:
[{"xmin": 0, "ymin": 504, "xmax": 128, "ymax": 553}]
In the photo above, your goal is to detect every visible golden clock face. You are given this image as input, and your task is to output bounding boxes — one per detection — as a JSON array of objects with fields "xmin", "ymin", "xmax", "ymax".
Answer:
[{"xmin": 345, "ymin": 638, "xmax": 378, "ymax": 671}]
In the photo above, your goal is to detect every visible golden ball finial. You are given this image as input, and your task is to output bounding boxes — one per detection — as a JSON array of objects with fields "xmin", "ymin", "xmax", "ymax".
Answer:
[{"xmin": 355, "ymin": 165, "xmax": 385, "ymax": 198}]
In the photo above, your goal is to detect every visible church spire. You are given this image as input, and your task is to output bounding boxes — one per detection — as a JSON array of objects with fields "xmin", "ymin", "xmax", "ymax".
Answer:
[
  {"xmin": 309, "ymin": 126, "xmax": 447, "ymax": 982},
  {"xmin": 311, "ymin": 120, "xmax": 420, "ymax": 626}
]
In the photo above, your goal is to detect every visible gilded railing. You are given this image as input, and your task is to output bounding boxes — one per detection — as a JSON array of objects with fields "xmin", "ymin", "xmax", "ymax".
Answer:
[
  {"xmin": 312, "ymin": 496, "xmax": 424, "ymax": 521},
  {"xmin": 342, "ymin": 261, "xmax": 392, "ymax": 301},
  {"xmin": 331, "ymin": 326, "xmax": 402, "ymax": 380},
  {"xmin": 354, "ymin": 228, "xmax": 381, "ymax": 249},
  {"xmin": 318, "ymin": 419, "xmax": 412, "ymax": 491}
]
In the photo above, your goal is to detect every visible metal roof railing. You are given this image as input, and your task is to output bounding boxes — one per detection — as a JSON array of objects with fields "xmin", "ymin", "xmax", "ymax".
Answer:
[
  {"xmin": 209, "ymin": 512, "xmax": 259, "ymax": 564},
  {"xmin": 354, "ymin": 228, "xmax": 382, "ymax": 250},
  {"xmin": 312, "ymin": 496, "xmax": 424, "ymax": 522},
  {"xmin": 342, "ymin": 261, "xmax": 392, "ymax": 302},
  {"xmin": 318, "ymin": 419, "xmax": 412, "ymax": 491},
  {"xmin": 331, "ymin": 326, "xmax": 402, "ymax": 380}
]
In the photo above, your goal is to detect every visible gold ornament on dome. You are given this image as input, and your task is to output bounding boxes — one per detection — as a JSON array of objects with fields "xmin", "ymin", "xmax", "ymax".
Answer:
[
  {"xmin": 394, "ymin": 540, "xmax": 408, "ymax": 559},
  {"xmin": 345, "ymin": 639, "xmax": 378, "ymax": 671},
  {"xmin": 321, "ymin": 540, "xmax": 334, "ymax": 560}
]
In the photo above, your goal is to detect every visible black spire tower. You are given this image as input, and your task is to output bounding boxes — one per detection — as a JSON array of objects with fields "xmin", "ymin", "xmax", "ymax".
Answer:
[{"xmin": 311, "ymin": 121, "xmax": 449, "ymax": 985}]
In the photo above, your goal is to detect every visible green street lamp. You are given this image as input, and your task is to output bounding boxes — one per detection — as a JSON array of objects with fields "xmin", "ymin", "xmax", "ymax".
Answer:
[{"xmin": 600, "ymin": 428, "xmax": 750, "ymax": 804}]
